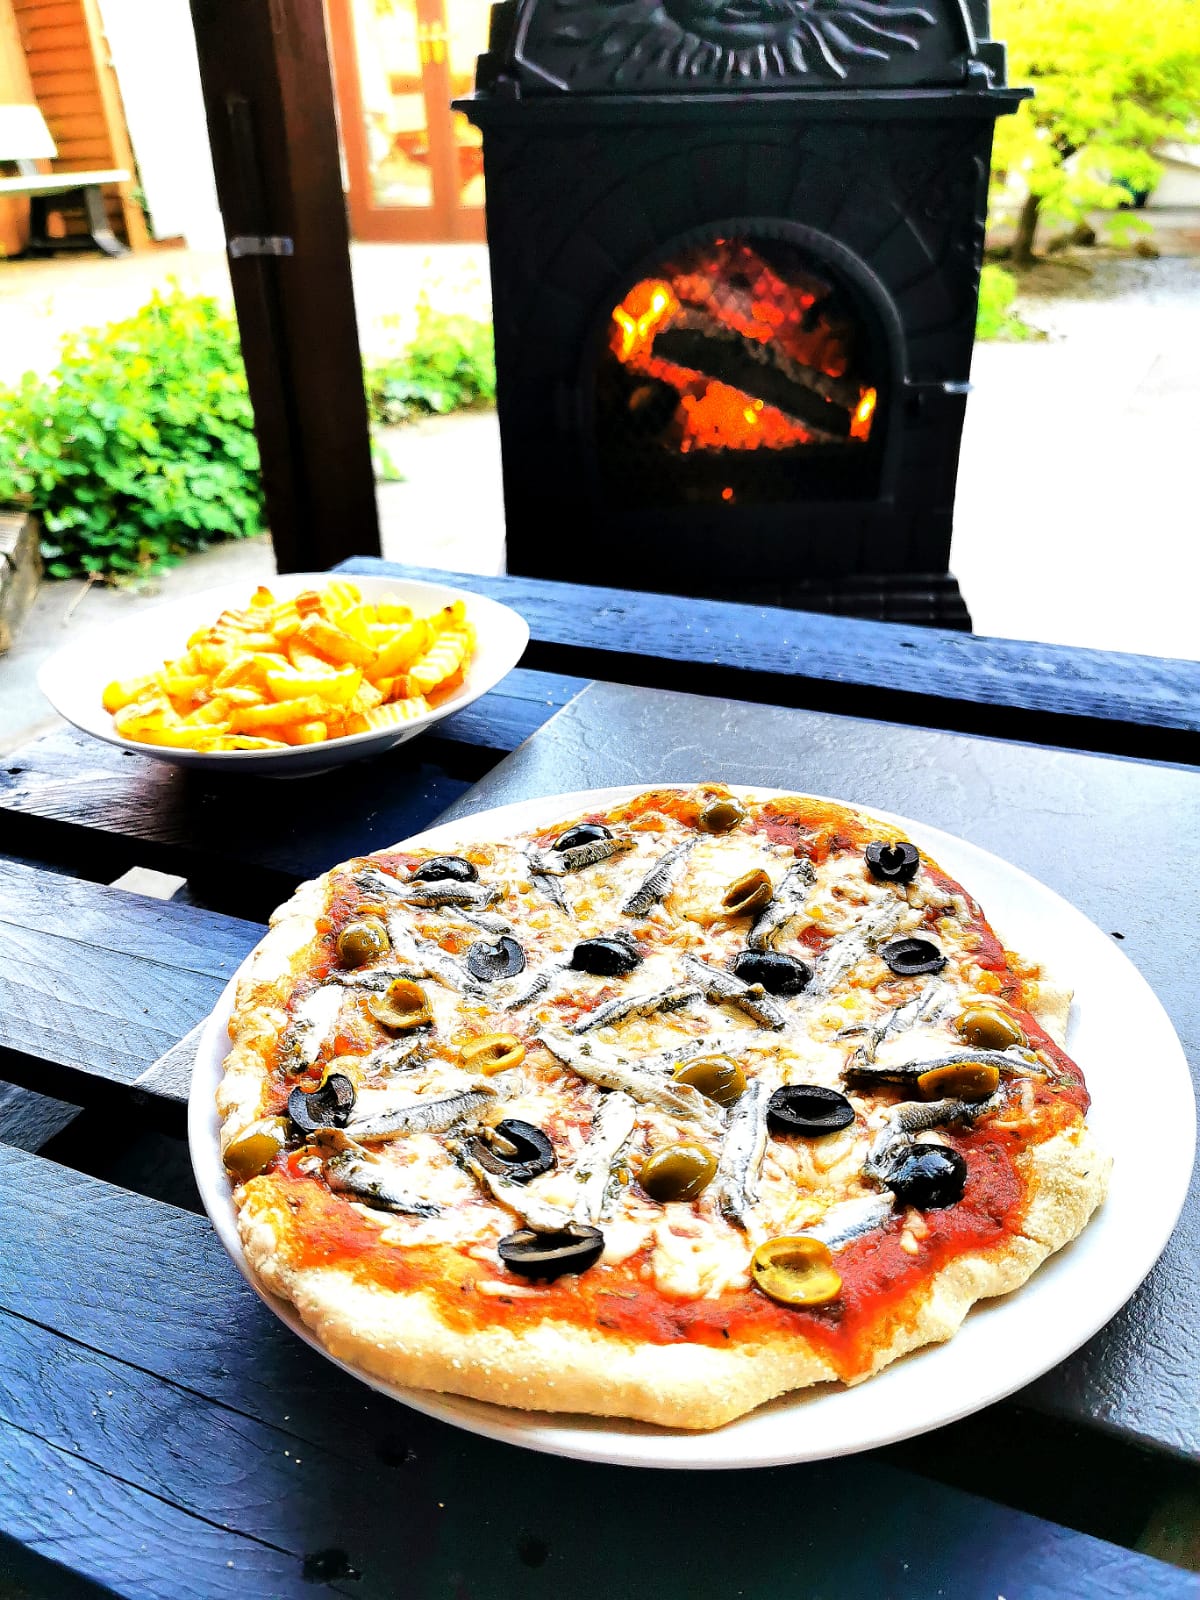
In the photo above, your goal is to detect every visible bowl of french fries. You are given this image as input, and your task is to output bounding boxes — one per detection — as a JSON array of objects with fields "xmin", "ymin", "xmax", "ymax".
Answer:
[{"xmin": 38, "ymin": 573, "xmax": 529, "ymax": 776}]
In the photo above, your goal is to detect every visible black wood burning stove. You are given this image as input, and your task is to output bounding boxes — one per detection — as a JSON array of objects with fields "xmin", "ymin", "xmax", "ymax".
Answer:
[{"xmin": 459, "ymin": 0, "xmax": 1026, "ymax": 625}]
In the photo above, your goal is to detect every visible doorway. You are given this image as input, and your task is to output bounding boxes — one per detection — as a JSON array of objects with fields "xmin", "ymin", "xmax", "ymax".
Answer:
[{"xmin": 327, "ymin": 0, "xmax": 487, "ymax": 242}]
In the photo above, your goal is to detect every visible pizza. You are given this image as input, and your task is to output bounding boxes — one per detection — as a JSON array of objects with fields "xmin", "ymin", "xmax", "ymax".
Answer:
[{"xmin": 217, "ymin": 786, "xmax": 1109, "ymax": 1430}]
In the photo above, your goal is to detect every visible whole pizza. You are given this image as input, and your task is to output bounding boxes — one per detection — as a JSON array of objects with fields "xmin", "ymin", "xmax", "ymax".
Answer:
[{"xmin": 218, "ymin": 786, "xmax": 1109, "ymax": 1429}]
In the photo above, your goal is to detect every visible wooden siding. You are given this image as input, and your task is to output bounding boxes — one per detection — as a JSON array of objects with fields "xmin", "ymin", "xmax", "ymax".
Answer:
[
  {"xmin": 0, "ymin": 0, "xmax": 38, "ymax": 253},
  {"xmin": 7, "ymin": 0, "xmax": 147, "ymax": 248}
]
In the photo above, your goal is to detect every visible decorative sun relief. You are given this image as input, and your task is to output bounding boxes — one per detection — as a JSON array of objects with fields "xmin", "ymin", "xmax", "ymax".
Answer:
[{"xmin": 542, "ymin": 0, "xmax": 938, "ymax": 86}]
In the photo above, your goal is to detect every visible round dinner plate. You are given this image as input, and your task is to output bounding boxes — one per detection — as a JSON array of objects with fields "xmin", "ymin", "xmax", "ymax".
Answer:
[
  {"xmin": 39, "ymin": 571, "xmax": 529, "ymax": 776},
  {"xmin": 189, "ymin": 785, "xmax": 1194, "ymax": 1469}
]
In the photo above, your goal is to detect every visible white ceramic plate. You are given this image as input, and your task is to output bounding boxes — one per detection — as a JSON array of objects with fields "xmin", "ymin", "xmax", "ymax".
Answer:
[
  {"xmin": 38, "ymin": 572, "xmax": 529, "ymax": 776},
  {"xmin": 189, "ymin": 785, "xmax": 1194, "ymax": 1469}
]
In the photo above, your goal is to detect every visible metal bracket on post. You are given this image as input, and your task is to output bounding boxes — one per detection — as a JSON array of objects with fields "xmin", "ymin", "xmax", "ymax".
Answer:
[{"xmin": 227, "ymin": 235, "xmax": 295, "ymax": 258}]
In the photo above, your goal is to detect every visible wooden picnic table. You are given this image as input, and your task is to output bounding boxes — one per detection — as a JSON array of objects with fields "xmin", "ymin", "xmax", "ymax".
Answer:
[{"xmin": 0, "ymin": 560, "xmax": 1197, "ymax": 1599}]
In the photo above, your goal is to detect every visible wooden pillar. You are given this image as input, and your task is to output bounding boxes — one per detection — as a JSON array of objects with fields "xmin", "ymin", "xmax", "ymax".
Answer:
[{"xmin": 187, "ymin": 0, "xmax": 381, "ymax": 572}]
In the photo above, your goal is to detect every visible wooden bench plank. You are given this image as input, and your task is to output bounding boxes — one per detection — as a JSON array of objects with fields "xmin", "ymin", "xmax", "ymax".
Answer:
[
  {"xmin": 339, "ymin": 559, "xmax": 1200, "ymax": 761},
  {"xmin": 0, "ymin": 1142, "xmax": 1190, "ymax": 1600},
  {"xmin": 0, "ymin": 862, "xmax": 261, "ymax": 1123},
  {"xmin": 0, "ymin": 669, "xmax": 583, "ymax": 918}
]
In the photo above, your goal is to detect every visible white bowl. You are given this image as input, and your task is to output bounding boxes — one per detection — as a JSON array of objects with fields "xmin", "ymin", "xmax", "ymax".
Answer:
[{"xmin": 38, "ymin": 572, "xmax": 530, "ymax": 777}]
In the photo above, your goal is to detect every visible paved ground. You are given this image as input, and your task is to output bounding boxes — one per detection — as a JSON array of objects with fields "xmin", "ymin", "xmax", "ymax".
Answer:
[{"xmin": 1, "ymin": 237, "xmax": 1196, "ymax": 756}]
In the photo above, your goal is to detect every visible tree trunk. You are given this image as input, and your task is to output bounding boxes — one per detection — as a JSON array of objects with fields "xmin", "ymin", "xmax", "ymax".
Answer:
[{"xmin": 1011, "ymin": 193, "xmax": 1041, "ymax": 267}]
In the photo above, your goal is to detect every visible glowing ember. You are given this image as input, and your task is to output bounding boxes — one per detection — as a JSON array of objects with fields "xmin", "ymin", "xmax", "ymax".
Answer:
[{"xmin": 609, "ymin": 239, "xmax": 877, "ymax": 455}]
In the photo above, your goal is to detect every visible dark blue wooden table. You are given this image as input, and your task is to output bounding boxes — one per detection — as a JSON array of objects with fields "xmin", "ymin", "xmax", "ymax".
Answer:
[{"xmin": 1, "ymin": 561, "xmax": 1197, "ymax": 1600}]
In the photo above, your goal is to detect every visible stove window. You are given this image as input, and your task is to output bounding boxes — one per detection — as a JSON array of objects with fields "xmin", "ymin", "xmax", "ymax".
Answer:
[{"xmin": 594, "ymin": 235, "xmax": 886, "ymax": 507}]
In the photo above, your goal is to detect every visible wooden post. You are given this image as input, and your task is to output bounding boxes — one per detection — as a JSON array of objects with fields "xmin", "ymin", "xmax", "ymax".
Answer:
[{"xmin": 187, "ymin": 0, "xmax": 381, "ymax": 572}]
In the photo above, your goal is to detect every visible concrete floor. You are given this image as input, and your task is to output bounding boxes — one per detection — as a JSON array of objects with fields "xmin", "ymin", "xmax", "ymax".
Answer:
[{"xmin": 1, "ymin": 241, "xmax": 1197, "ymax": 757}]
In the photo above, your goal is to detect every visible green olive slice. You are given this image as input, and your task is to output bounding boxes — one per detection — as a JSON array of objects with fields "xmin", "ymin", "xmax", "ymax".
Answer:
[
  {"xmin": 638, "ymin": 1142, "xmax": 717, "ymax": 1202},
  {"xmin": 917, "ymin": 1062, "xmax": 1000, "ymax": 1102},
  {"xmin": 223, "ymin": 1117, "xmax": 287, "ymax": 1181},
  {"xmin": 459, "ymin": 1033, "xmax": 526, "ymax": 1074},
  {"xmin": 751, "ymin": 1236, "xmax": 842, "ymax": 1307},
  {"xmin": 672, "ymin": 1055, "xmax": 746, "ymax": 1108},
  {"xmin": 337, "ymin": 918, "xmax": 390, "ymax": 968},
  {"xmin": 698, "ymin": 797, "xmax": 746, "ymax": 834},
  {"xmin": 367, "ymin": 977, "xmax": 432, "ymax": 1031},
  {"xmin": 721, "ymin": 868, "xmax": 773, "ymax": 917},
  {"xmin": 956, "ymin": 1006, "xmax": 1026, "ymax": 1052}
]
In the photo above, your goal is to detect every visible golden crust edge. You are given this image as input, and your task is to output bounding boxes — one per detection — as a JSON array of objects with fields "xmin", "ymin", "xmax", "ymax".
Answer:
[{"xmin": 236, "ymin": 1124, "xmax": 1109, "ymax": 1431}]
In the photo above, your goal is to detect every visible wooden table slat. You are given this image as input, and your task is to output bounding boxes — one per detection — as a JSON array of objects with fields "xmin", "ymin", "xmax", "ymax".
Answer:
[
  {"xmin": 340, "ymin": 558, "xmax": 1200, "ymax": 760},
  {"xmin": 0, "ymin": 861, "xmax": 261, "ymax": 1122},
  {"xmin": 0, "ymin": 1144, "xmax": 1190, "ymax": 1600}
]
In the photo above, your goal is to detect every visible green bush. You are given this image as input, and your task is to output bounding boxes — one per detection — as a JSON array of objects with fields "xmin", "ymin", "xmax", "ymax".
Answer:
[
  {"xmin": 0, "ymin": 288, "xmax": 264, "ymax": 579},
  {"xmin": 363, "ymin": 296, "xmax": 496, "ymax": 425},
  {"xmin": 976, "ymin": 264, "xmax": 1042, "ymax": 341}
]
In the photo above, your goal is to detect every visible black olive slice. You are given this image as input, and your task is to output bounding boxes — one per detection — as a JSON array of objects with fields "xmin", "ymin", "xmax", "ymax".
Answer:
[
  {"xmin": 498, "ymin": 1225, "xmax": 605, "ymax": 1280},
  {"xmin": 766, "ymin": 1084, "xmax": 856, "ymax": 1137},
  {"xmin": 730, "ymin": 950, "xmax": 813, "ymax": 996},
  {"xmin": 409, "ymin": 855, "xmax": 479, "ymax": 884},
  {"xmin": 553, "ymin": 823, "xmax": 612, "ymax": 852},
  {"xmin": 880, "ymin": 937, "xmax": 947, "ymax": 977},
  {"xmin": 472, "ymin": 1118, "xmax": 555, "ymax": 1183},
  {"xmin": 466, "ymin": 935, "xmax": 526, "ymax": 983},
  {"xmin": 288, "ymin": 1073, "xmax": 356, "ymax": 1136},
  {"xmin": 570, "ymin": 937, "xmax": 643, "ymax": 977},
  {"xmin": 865, "ymin": 840, "xmax": 920, "ymax": 885},
  {"xmin": 885, "ymin": 1146, "xmax": 967, "ymax": 1209}
]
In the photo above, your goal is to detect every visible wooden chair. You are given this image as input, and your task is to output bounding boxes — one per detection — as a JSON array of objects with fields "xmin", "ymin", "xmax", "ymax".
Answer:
[{"xmin": 0, "ymin": 104, "xmax": 130, "ymax": 258}]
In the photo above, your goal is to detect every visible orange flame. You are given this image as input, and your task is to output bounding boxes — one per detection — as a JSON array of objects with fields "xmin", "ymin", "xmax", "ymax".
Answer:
[
  {"xmin": 850, "ymin": 387, "xmax": 877, "ymax": 442},
  {"xmin": 609, "ymin": 248, "xmax": 877, "ymax": 454}
]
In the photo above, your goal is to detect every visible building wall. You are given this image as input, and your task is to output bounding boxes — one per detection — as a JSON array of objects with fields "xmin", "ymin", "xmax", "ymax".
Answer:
[
  {"xmin": 0, "ymin": 0, "xmax": 38, "ymax": 254},
  {"xmin": 95, "ymin": 0, "xmax": 223, "ymax": 248},
  {"xmin": 6, "ymin": 0, "xmax": 146, "ymax": 249}
]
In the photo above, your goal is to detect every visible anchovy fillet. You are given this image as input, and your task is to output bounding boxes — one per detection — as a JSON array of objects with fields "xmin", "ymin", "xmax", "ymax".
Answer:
[
  {"xmin": 528, "ymin": 837, "xmax": 635, "ymax": 877},
  {"xmin": 282, "ymin": 984, "xmax": 343, "ymax": 1071},
  {"xmin": 347, "ymin": 1086, "xmax": 497, "ymax": 1144},
  {"xmin": 525, "ymin": 858, "xmax": 572, "ymax": 915},
  {"xmin": 842, "ymin": 981, "xmax": 950, "ymax": 1057},
  {"xmin": 386, "ymin": 912, "xmax": 487, "ymax": 997},
  {"xmin": 621, "ymin": 838, "xmax": 696, "ymax": 917},
  {"xmin": 803, "ymin": 1192, "xmax": 895, "ymax": 1251},
  {"xmin": 356, "ymin": 1035, "xmax": 428, "ymax": 1074},
  {"xmin": 539, "ymin": 1030, "xmax": 725, "ymax": 1133},
  {"xmin": 448, "ymin": 908, "xmax": 515, "ymax": 937},
  {"xmin": 711, "ymin": 1079, "xmax": 768, "ymax": 1232},
  {"xmin": 682, "ymin": 955, "xmax": 787, "ymax": 1030},
  {"xmin": 569, "ymin": 982, "xmax": 702, "ymax": 1035},
  {"xmin": 455, "ymin": 1144, "xmax": 576, "ymax": 1233},
  {"xmin": 747, "ymin": 860, "xmax": 816, "ymax": 952},
  {"xmin": 324, "ymin": 1152, "xmax": 441, "ymax": 1216},
  {"xmin": 864, "ymin": 1090, "xmax": 1005, "ymax": 1183},
  {"xmin": 844, "ymin": 1048, "xmax": 1050, "ymax": 1089},
  {"xmin": 817, "ymin": 897, "xmax": 908, "ymax": 993},
  {"xmin": 497, "ymin": 962, "xmax": 566, "ymax": 1013},
  {"xmin": 356, "ymin": 866, "xmax": 500, "ymax": 910},
  {"xmin": 571, "ymin": 1092, "xmax": 638, "ymax": 1222}
]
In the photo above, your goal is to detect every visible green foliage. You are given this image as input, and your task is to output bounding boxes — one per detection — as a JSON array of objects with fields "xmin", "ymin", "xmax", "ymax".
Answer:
[
  {"xmin": 363, "ymin": 295, "xmax": 496, "ymax": 425},
  {"xmin": 976, "ymin": 265, "xmax": 1042, "ymax": 340},
  {"xmin": 992, "ymin": 0, "xmax": 1200, "ymax": 255},
  {"xmin": 0, "ymin": 288, "xmax": 264, "ymax": 579}
]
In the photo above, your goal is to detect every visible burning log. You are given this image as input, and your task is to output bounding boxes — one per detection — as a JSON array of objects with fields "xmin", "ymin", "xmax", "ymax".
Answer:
[{"xmin": 653, "ymin": 315, "xmax": 855, "ymax": 442}]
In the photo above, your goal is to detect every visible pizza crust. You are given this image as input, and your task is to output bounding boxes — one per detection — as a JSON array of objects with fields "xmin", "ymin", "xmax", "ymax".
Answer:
[{"xmin": 237, "ymin": 1124, "xmax": 1109, "ymax": 1430}]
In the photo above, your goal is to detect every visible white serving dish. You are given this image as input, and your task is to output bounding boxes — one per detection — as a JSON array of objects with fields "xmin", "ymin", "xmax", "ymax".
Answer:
[{"xmin": 39, "ymin": 572, "xmax": 529, "ymax": 777}]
